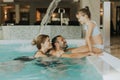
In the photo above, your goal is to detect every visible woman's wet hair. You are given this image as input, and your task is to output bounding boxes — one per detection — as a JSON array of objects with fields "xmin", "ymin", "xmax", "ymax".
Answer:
[
  {"xmin": 77, "ymin": 6, "xmax": 91, "ymax": 19},
  {"xmin": 32, "ymin": 34, "xmax": 49, "ymax": 49}
]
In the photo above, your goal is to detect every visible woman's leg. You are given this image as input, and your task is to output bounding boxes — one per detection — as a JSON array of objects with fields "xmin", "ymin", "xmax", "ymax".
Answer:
[{"xmin": 92, "ymin": 47, "xmax": 103, "ymax": 54}]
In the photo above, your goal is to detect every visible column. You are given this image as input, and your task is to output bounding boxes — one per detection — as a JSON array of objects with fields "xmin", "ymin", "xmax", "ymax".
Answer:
[
  {"xmin": 29, "ymin": 4, "xmax": 36, "ymax": 25},
  {"xmin": 15, "ymin": 4, "xmax": 20, "ymax": 24},
  {"xmin": 70, "ymin": 3, "xmax": 78, "ymax": 21},
  {"xmin": 0, "ymin": 7, "xmax": 1, "ymax": 25},
  {"xmin": 103, "ymin": 2, "xmax": 111, "ymax": 48}
]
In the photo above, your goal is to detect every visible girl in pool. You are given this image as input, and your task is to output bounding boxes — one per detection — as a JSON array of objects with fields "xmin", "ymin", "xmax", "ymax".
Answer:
[{"xmin": 72, "ymin": 6, "xmax": 104, "ymax": 55}]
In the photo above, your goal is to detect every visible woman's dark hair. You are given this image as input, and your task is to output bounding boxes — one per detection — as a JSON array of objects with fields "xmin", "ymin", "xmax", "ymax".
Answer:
[
  {"xmin": 77, "ymin": 6, "xmax": 91, "ymax": 19},
  {"xmin": 32, "ymin": 34, "xmax": 49, "ymax": 49}
]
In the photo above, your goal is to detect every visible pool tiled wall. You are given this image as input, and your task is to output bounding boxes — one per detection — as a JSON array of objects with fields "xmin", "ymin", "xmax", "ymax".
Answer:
[{"xmin": 2, "ymin": 25, "xmax": 82, "ymax": 40}]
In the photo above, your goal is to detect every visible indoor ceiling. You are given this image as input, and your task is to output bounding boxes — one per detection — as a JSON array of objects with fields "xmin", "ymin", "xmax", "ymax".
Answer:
[
  {"xmin": 0, "ymin": 0, "xmax": 77, "ymax": 3},
  {"xmin": 0, "ymin": 0, "xmax": 119, "ymax": 4},
  {"xmin": 0, "ymin": 0, "xmax": 120, "ymax": 2},
  {"xmin": 0, "ymin": 0, "xmax": 80, "ymax": 5}
]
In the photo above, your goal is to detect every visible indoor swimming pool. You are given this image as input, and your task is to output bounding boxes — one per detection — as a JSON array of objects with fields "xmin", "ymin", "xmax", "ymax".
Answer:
[{"xmin": 0, "ymin": 40, "xmax": 103, "ymax": 80}]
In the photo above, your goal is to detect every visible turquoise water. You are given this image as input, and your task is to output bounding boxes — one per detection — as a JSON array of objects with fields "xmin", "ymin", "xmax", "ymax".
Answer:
[{"xmin": 0, "ymin": 42, "xmax": 103, "ymax": 80}]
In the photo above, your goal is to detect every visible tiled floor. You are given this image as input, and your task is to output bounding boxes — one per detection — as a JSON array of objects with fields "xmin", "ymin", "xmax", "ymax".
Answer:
[{"xmin": 110, "ymin": 35, "xmax": 120, "ymax": 59}]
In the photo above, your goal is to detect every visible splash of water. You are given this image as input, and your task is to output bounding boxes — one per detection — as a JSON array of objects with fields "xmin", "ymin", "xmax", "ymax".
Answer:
[{"xmin": 39, "ymin": 0, "xmax": 61, "ymax": 34}]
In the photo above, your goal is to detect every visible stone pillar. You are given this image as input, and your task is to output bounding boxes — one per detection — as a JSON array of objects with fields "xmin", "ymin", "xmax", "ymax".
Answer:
[
  {"xmin": 29, "ymin": 4, "xmax": 36, "ymax": 25},
  {"xmin": 15, "ymin": 4, "xmax": 20, "ymax": 24},
  {"xmin": 70, "ymin": 2, "xmax": 79, "ymax": 21},
  {"xmin": 103, "ymin": 2, "xmax": 111, "ymax": 48},
  {"xmin": 111, "ymin": 2, "xmax": 116, "ymax": 30},
  {"xmin": 80, "ymin": 0, "xmax": 100, "ymax": 26},
  {"xmin": 0, "ymin": 7, "xmax": 2, "ymax": 25}
]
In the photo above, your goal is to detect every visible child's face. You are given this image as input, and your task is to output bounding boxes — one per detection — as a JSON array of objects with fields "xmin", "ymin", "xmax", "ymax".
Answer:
[{"xmin": 76, "ymin": 12, "xmax": 86, "ymax": 24}]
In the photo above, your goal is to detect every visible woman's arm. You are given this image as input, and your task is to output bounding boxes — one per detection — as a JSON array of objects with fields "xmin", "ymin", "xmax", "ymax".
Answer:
[
  {"xmin": 86, "ymin": 22, "xmax": 94, "ymax": 52},
  {"xmin": 85, "ymin": 32, "xmax": 88, "ymax": 46}
]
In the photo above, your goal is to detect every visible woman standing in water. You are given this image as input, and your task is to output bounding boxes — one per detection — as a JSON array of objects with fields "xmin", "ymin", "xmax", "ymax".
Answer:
[{"xmin": 72, "ymin": 6, "xmax": 104, "ymax": 55}]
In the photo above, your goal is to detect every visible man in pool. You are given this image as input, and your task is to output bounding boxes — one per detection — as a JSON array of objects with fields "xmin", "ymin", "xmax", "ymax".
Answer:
[{"xmin": 50, "ymin": 35, "xmax": 91, "ymax": 58}]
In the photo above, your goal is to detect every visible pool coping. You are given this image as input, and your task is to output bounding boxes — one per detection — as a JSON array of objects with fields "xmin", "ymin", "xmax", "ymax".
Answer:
[{"xmin": 87, "ymin": 52, "xmax": 120, "ymax": 80}]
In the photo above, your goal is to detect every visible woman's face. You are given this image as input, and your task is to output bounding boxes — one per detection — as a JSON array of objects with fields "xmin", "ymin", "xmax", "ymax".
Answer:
[
  {"xmin": 43, "ymin": 37, "xmax": 52, "ymax": 50},
  {"xmin": 76, "ymin": 12, "xmax": 86, "ymax": 24}
]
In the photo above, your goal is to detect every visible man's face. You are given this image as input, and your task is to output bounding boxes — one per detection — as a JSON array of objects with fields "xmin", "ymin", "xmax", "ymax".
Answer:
[{"xmin": 56, "ymin": 36, "xmax": 68, "ymax": 50}]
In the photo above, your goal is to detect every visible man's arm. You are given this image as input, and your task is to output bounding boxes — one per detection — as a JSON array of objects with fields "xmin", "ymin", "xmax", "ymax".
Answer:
[{"xmin": 61, "ymin": 52, "xmax": 89, "ymax": 58}]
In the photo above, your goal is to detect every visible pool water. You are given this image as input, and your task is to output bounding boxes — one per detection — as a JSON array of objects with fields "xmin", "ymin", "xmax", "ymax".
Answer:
[{"xmin": 0, "ymin": 42, "xmax": 103, "ymax": 80}]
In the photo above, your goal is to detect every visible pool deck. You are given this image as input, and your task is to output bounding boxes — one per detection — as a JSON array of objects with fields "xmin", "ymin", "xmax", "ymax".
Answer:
[
  {"xmin": 67, "ymin": 39, "xmax": 120, "ymax": 80},
  {"xmin": 87, "ymin": 52, "xmax": 120, "ymax": 80}
]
